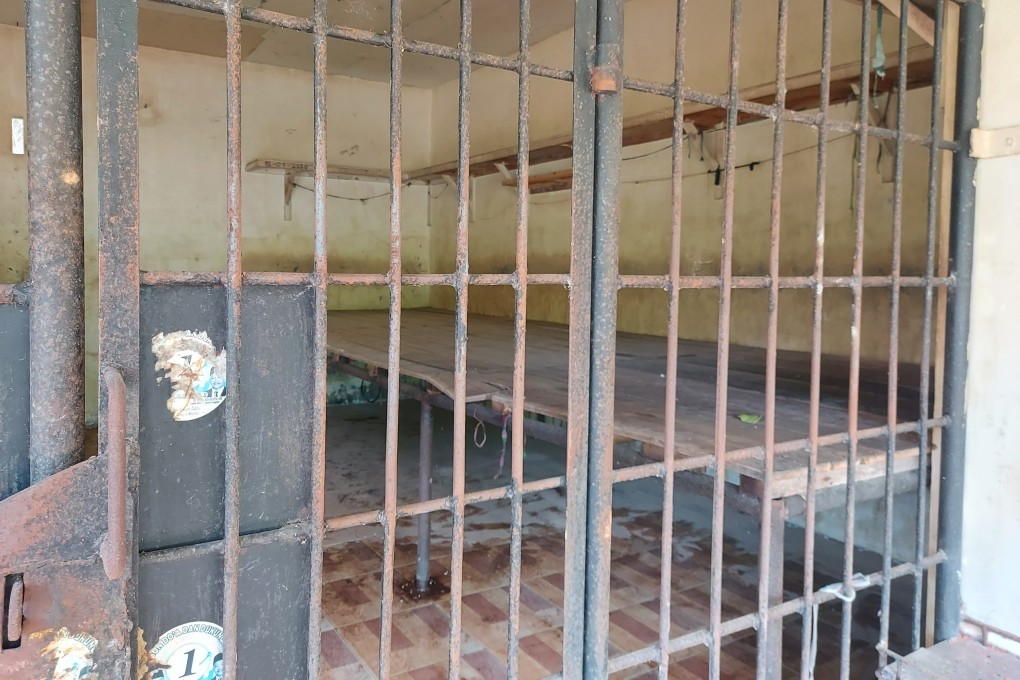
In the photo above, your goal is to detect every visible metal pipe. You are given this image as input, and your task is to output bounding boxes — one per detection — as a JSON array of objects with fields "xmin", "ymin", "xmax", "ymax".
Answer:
[
  {"xmin": 26, "ymin": 0, "xmax": 85, "ymax": 484},
  {"xmin": 935, "ymin": 0, "xmax": 982, "ymax": 644},
  {"xmin": 583, "ymin": 0, "xmax": 624, "ymax": 672},
  {"xmin": 416, "ymin": 400, "xmax": 433, "ymax": 592}
]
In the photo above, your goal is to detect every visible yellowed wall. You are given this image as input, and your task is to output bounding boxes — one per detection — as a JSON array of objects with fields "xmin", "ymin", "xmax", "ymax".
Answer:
[
  {"xmin": 0, "ymin": 23, "xmax": 433, "ymax": 420},
  {"xmin": 428, "ymin": 0, "xmax": 937, "ymax": 366}
]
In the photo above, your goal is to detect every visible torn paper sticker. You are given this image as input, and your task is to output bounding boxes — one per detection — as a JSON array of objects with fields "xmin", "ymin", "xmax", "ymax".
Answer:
[
  {"xmin": 152, "ymin": 330, "xmax": 227, "ymax": 422},
  {"xmin": 149, "ymin": 621, "xmax": 224, "ymax": 680},
  {"xmin": 35, "ymin": 627, "xmax": 97, "ymax": 680}
]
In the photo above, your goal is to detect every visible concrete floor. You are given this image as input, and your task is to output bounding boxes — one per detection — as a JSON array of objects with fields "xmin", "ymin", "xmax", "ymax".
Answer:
[{"xmin": 319, "ymin": 402, "xmax": 916, "ymax": 679}]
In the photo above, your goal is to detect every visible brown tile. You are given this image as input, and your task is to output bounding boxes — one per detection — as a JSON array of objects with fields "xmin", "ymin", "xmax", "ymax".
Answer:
[
  {"xmin": 464, "ymin": 648, "xmax": 507, "ymax": 680},
  {"xmin": 320, "ymin": 629, "xmax": 361, "ymax": 669},
  {"xmin": 464, "ymin": 591, "xmax": 509, "ymax": 624},
  {"xmin": 519, "ymin": 632, "xmax": 561, "ymax": 675}
]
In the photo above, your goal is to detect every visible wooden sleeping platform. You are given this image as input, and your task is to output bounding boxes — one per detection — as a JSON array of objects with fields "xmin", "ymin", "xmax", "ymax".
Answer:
[{"xmin": 326, "ymin": 308, "xmax": 926, "ymax": 500}]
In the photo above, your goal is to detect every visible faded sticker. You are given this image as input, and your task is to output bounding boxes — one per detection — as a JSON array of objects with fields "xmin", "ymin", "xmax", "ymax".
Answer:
[
  {"xmin": 152, "ymin": 331, "xmax": 227, "ymax": 422},
  {"xmin": 35, "ymin": 627, "xmax": 97, "ymax": 679},
  {"xmin": 149, "ymin": 621, "xmax": 224, "ymax": 680}
]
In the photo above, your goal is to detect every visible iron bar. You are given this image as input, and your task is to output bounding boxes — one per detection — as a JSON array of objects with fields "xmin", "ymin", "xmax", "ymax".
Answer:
[
  {"xmin": 840, "ymin": 2, "xmax": 872, "ymax": 676},
  {"xmin": 506, "ymin": 0, "xmax": 531, "ymax": 674},
  {"xmin": 139, "ymin": 523, "xmax": 312, "ymax": 565},
  {"xmin": 878, "ymin": 0, "xmax": 911, "ymax": 668},
  {"xmin": 600, "ymin": 553, "xmax": 948, "ymax": 677},
  {"xmin": 415, "ymin": 401, "xmax": 433, "ymax": 592},
  {"xmin": 800, "ymin": 0, "xmax": 832, "ymax": 677},
  {"xmin": 935, "ymin": 0, "xmax": 982, "ymax": 644},
  {"xmin": 756, "ymin": 0, "xmax": 788, "ymax": 675},
  {"xmin": 913, "ymin": 0, "xmax": 945, "ymax": 652},
  {"xmin": 99, "ymin": 367, "xmax": 128, "ymax": 581},
  {"xmin": 656, "ymin": 1, "xmax": 687, "ymax": 675},
  {"xmin": 221, "ymin": 1, "xmax": 243, "ymax": 675},
  {"xmin": 708, "ymin": 0, "xmax": 742, "ymax": 676},
  {"xmin": 96, "ymin": 0, "xmax": 140, "ymax": 670},
  {"xmin": 446, "ymin": 1, "xmax": 473, "ymax": 675},
  {"xmin": 26, "ymin": 0, "xmax": 86, "ymax": 484},
  {"xmin": 583, "ymin": 0, "xmax": 624, "ymax": 672},
  {"xmin": 306, "ymin": 0, "xmax": 330, "ymax": 677},
  {"xmin": 377, "ymin": 0, "xmax": 403, "ymax": 671}
]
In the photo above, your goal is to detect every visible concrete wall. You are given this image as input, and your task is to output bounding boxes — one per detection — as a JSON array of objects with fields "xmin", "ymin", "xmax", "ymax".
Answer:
[
  {"xmin": 428, "ymin": 0, "xmax": 935, "ymax": 366},
  {"xmin": 0, "ymin": 24, "xmax": 432, "ymax": 421},
  {"xmin": 959, "ymin": 0, "xmax": 1020, "ymax": 655}
]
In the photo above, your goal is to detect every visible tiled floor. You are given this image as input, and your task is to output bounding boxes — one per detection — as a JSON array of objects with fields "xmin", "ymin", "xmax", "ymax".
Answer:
[{"xmin": 319, "ymin": 403, "xmax": 911, "ymax": 679}]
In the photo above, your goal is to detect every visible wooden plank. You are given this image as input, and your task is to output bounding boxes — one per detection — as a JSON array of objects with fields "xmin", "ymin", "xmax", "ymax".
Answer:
[
  {"xmin": 406, "ymin": 46, "xmax": 933, "ymax": 183},
  {"xmin": 843, "ymin": 0, "xmax": 936, "ymax": 46},
  {"xmin": 327, "ymin": 309, "xmax": 924, "ymax": 496},
  {"xmin": 878, "ymin": 638, "xmax": 1020, "ymax": 680},
  {"xmin": 245, "ymin": 158, "xmax": 427, "ymax": 185}
]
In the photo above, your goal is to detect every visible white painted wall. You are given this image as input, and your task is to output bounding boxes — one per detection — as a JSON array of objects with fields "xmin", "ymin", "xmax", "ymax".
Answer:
[
  {"xmin": 960, "ymin": 0, "xmax": 1020, "ymax": 655},
  {"xmin": 0, "ymin": 24, "xmax": 433, "ymax": 421}
]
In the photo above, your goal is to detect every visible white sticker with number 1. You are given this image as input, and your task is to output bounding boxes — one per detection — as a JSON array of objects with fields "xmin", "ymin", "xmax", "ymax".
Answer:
[{"xmin": 150, "ymin": 621, "xmax": 224, "ymax": 679}]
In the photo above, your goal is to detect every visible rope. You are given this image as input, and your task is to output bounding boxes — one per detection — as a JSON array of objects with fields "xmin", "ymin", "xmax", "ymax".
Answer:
[
  {"xmin": 473, "ymin": 410, "xmax": 487, "ymax": 448},
  {"xmin": 493, "ymin": 412, "xmax": 511, "ymax": 480},
  {"xmin": 807, "ymin": 573, "xmax": 871, "ymax": 679}
]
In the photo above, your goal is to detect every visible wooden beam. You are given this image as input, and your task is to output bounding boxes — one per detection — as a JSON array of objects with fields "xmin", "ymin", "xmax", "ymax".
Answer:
[
  {"xmin": 407, "ymin": 45, "xmax": 934, "ymax": 183},
  {"xmin": 844, "ymin": 0, "xmax": 936, "ymax": 46},
  {"xmin": 501, "ymin": 169, "xmax": 574, "ymax": 194},
  {"xmin": 245, "ymin": 158, "xmax": 427, "ymax": 184}
]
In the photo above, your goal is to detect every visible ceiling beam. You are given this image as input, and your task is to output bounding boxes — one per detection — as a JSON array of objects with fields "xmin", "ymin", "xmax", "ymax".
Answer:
[
  {"xmin": 843, "ymin": 0, "xmax": 936, "ymax": 46},
  {"xmin": 407, "ymin": 44, "xmax": 934, "ymax": 183}
]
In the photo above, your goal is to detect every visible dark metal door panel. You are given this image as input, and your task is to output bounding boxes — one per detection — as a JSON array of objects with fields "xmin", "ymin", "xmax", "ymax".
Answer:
[
  {"xmin": 0, "ymin": 302, "xmax": 30, "ymax": 501},
  {"xmin": 137, "ymin": 283, "xmax": 316, "ymax": 677}
]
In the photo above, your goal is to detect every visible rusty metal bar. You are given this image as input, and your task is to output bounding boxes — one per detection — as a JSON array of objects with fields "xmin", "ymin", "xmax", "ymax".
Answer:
[
  {"xmin": 617, "ymin": 274, "xmax": 954, "ymax": 291},
  {"xmin": 583, "ymin": 0, "xmax": 624, "ymax": 672},
  {"xmin": 100, "ymin": 367, "xmax": 127, "ymax": 581},
  {"xmin": 447, "ymin": 1, "xmax": 472, "ymax": 676},
  {"xmin": 913, "ymin": 0, "xmax": 945, "ymax": 652},
  {"xmin": 561, "ymin": 0, "xmax": 597, "ymax": 673},
  {"xmin": 96, "ymin": 0, "xmax": 140, "ymax": 670},
  {"xmin": 708, "ymin": 1, "xmax": 741, "ymax": 676},
  {"xmin": 655, "ymin": 1, "xmax": 686, "ymax": 676},
  {"xmin": 26, "ymin": 0, "xmax": 86, "ymax": 484},
  {"xmin": 506, "ymin": 0, "xmax": 531, "ymax": 674},
  {"xmin": 139, "ymin": 523, "xmax": 311, "ymax": 565},
  {"xmin": 600, "ymin": 552, "xmax": 948, "ymax": 677},
  {"xmin": 221, "ymin": 1, "xmax": 244, "ymax": 675},
  {"xmin": 757, "ymin": 0, "xmax": 788, "ymax": 676},
  {"xmin": 800, "ymin": 1, "xmax": 832, "ymax": 677},
  {"xmin": 306, "ymin": 0, "xmax": 330, "ymax": 676},
  {"xmin": 376, "ymin": 0, "xmax": 403, "ymax": 671},
  {"xmin": 935, "ymin": 0, "xmax": 982, "ymax": 644},
  {"xmin": 5, "ymin": 575, "xmax": 24, "ymax": 646},
  {"xmin": 878, "ymin": 0, "xmax": 912, "ymax": 669},
  {"xmin": 840, "ymin": 3, "xmax": 872, "ymax": 677}
]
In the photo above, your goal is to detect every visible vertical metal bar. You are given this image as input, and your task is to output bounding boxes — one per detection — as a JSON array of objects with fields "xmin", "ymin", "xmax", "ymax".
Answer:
[
  {"xmin": 506, "ymin": 0, "xmax": 531, "ymax": 675},
  {"xmin": 584, "ymin": 0, "xmax": 623, "ymax": 672},
  {"xmin": 26, "ymin": 0, "xmax": 85, "ymax": 484},
  {"xmin": 841, "ymin": 3, "xmax": 871, "ymax": 677},
  {"xmin": 708, "ymin": 1, "xmax": 741, "ymax": 677},
  {"xmin": 935, "ymin": 0, "xmax": 982, "ymax": 643},
  {"xmin": 307, "ymin": 0, "xmax": 330, "ymax": 675},
  {"xmin": 878, "ymin": 0, "xmax": 911, "ymax": 668},
  {"xmin": 800, "ymin": 1, "xmax": 832, "ymax": 676},
  {"xmin": 378, "ymin": 0, "xmax": 403, "ymax": 672},
  {"xmin": 657, "ymin": 2, "xmax": 687, "ymax": 677},
  {"xmin": 416, "ymin": 401, "xmax": 432, "ymax": 592},
  {"xmin": 913, "ymin": 0, "xmax": 945, "ymax": 652},
  {"xmin": 757, "ymin": 0, "xmax": 788, "ymax": 676},
  {"xmin": 562, "ymin": 0, "xmax": 597, "ymax": 674},
  {"xmin": 97, "ymin": 0, "xmax": 140, "ymax": 672},
  {"xmin": 222, "ymin": 0, "xmax": 243, "ymax": 674},
  {"xmin": 447, "ymin": 1, "xmax": 472, "ymax": 677}
]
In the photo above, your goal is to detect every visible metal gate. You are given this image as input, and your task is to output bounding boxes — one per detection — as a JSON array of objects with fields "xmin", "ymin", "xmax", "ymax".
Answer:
[{"xmin": 0, "ymin": 0, "xmax": 980, "ymax": 678}]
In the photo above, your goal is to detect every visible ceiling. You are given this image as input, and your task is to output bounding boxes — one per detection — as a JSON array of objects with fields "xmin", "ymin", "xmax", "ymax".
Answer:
[{"xmin": 0, "ymin": 0, "xmax": 578, "ymax": 88}]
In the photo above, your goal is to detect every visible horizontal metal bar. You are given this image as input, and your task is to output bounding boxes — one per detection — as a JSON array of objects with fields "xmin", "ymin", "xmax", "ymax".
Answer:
[
  {"xmin": 617, "ymin": 274, "xmax": 955, "ymax": 291},
  {"xmin": 323, "ymin": 475, "xmax": 567, "ymax": 532},
  {"xmin": 138, "ymin": 522, "xmax": 311, "ymax": 564},
  {"xmin": 139, "ymin": 270, "xmax": 571, "ymax": 288},
  {"xmin": 598, "ymin": 551, "xmax": 947, "ymax": 676},
  {"xmin": 149, "ymin": 0, "xmax": 572, "ymax": 83}
]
